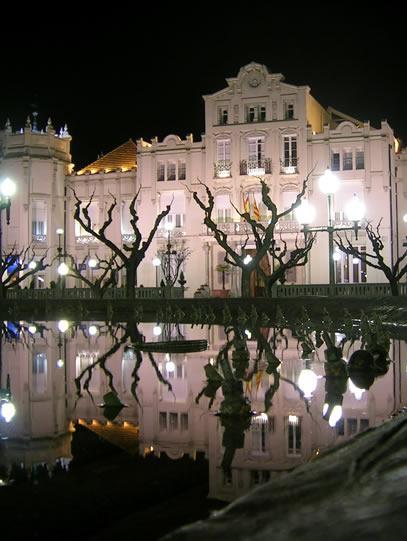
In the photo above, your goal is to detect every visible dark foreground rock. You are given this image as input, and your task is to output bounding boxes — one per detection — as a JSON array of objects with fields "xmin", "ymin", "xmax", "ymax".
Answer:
[{"xmin": 164, "ymin": 411, "xmax": 407, "ymax": 540}]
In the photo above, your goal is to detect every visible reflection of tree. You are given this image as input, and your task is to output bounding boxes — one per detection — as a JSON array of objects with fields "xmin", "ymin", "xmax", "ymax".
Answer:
[
  {"xmin": 196, "ymin": 327, "xmax": 282, "ymax": 473},
  {"xmin": 74, "ymin": 322, "xmax": 173, "ymax": 416}
]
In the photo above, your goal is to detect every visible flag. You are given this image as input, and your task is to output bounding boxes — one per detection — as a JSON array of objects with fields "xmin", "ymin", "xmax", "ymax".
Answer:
[
  {"xmin": 243, "ymin": 192, "xmax": 250, "ymax": 214},
  {"xmin": 253, "ymin": 196, "xmax": 261, "ymax": 221}
]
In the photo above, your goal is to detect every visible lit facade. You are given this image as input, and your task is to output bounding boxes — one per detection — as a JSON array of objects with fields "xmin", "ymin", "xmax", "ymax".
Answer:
[{"xmin": 0, "ymin": 62, "xmax": 406, "ymax": 295}]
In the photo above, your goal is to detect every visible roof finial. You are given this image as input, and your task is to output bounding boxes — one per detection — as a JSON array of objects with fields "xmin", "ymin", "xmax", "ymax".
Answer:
[
  {"xmin": 25, "ymin": 115, "xmax": 32, "ymax": 129},
  {"xmin": 4, "ymin": 118, "xmax": 12, "ymax": 133},
  {"xmin": 46, "ymin": 117, "xmax": 55, "ymax": 134}
]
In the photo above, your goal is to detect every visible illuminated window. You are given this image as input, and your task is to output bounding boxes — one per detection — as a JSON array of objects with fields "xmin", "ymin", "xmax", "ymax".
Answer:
[
  {"xmin": 159, "ymin": 412, "xmax": 167, "ymax": 431},
  {"xmin": 284, "ymin": 102, "xmax": 294, "ymax": 120},
  {"xmin": 343, "ymin": 151, "xmax": 353, "ymax": 170},
  {"xmin": 331, "ymin": 152, "xmax": 340, "ymax": 171},
  {"xmin": 218, "ymin": 106, "xmax": 228, "ymax": 125},
  {"xmin": 169, "ymin": 412, "xmax": 178, "ymax": 431},
  {"xmin": 180, "ymin": 413, "xmax": 188, "ymax": 431},
  {"xmin": 216, "ymin": 139, "xmax": 231, "ymax": 162},
  {"xmin": 178, "ymin": 161, "xmax": 186, "ymax": 180},
  {"xmin": 167, "ymin": 162, "xmax": 176, "ymax": 181},
  {"xmin": 287, "ymin": 417, "xmax": 301, "ymax": 455},
  {"xmin": 355, "ymin": 150, "xmax": 365, "ymax": 170},
  {"xmin": 283, "ymin": 135, "xmax": 297, "ymax": 170},
  {"xmin": 31, "ymin": 201, "xmax": 47, "ymax": 241},
  {"xmin": 157, "ymin": 163, "xmax": 165, "ymax": 182}
]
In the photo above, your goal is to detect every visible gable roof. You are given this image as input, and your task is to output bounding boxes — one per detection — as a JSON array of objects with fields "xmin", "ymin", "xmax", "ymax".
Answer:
[{"xmin": 77, "ymin": 139, "xmax": 137, "ymax": 175}]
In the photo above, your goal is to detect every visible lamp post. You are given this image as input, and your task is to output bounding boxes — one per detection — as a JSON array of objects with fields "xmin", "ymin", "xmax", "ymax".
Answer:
[
  {"xmin": 164, "ymin": 221, "xmax": 175, "ymax": 287},
  {"xmin": 56, "ymin": 228, "xmax": 69, "ymax": 291},
  {"xmin": 0, "ymin": 177, "xmax": 17, "ymax": 259},
  {"xmin": 295, "ymin": 168, "xmax": 365, "ymax": 295},
  {"xmin": 0, "ymin": 333, "xmax": 16, "ymax": 424}
]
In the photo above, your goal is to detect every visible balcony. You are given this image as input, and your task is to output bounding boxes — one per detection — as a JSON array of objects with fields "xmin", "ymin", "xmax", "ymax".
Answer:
[
  {"xmin": 76, "ymin": 235, "xmax": 99, "ymax": 245},
  {"xmin": 240, "ymin": 158, "xmax": 272, "ymax": 176},
  {"xmin": 214, "ymin": 160, "xmax": 232, "ymax": 179},
  {"xmin": 122, "ymin": 233, "xmax": 137, "ymax": 243},
  {"xmin": 32, "ymin": 234, "xmax": 47, "ymax": 244},
  {"xmin": 201, "ymin": 219, "xmax": 300, "ymax": 236},
  {"xmin": 280, "ymin": 158, "xmax": 298, "ymax": 174}
]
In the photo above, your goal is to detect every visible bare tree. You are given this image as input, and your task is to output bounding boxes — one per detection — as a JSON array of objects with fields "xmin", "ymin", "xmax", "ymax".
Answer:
[
  {"xmin": 159, "ymin": 245, "xmax": 191, "ymax": 287},
  {"xmin": 63, "ymin": 252, "xmax": 121, "ymax": 297},
  {"xmin": 335, "ymin": 219, "xmax": 407, "ymax": 296},
  {"xmin": 189, "ymin": 175, "xmax": 314, "ymax": 297},
  {"xmin": 72, "ymin": 189, "xmax": 171, "ymax": 299},
  {"xmin": 0, "ymin": 244, "xmax": 49, "ymax": 299}
]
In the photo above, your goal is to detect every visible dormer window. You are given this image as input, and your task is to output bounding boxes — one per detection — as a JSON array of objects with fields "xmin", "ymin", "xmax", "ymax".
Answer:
[
  {"xmin": 284, "ymin": 102, "xmax": 295, "ymax": 120},
  {"xmin": 218, "ymin": 106, "xmax": 228, "ymax": 125},
  {"xmin": 245, "ymin": 104, "xmax": 266, "ymax": 123}
]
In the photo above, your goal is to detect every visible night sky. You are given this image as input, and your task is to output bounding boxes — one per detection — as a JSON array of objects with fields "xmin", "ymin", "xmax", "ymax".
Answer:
[{"xmin": 1, "ymin": 8, "xmax": 405, "ymax": 170}]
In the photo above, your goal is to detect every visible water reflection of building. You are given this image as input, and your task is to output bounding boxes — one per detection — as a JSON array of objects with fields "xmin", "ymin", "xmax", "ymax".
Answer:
[{"xmin": 0, "ymin": 322, "xmax": 406, "ymax": 502}]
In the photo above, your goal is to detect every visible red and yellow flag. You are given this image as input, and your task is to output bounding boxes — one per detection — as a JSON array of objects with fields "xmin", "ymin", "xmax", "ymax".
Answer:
[
  {"xmin": 243, "ymin": 192, "xmax": 250, "ymax": 214},
  {"xmin": 253, "ymin": 196, "xmax": 261, "ymax": 221}
]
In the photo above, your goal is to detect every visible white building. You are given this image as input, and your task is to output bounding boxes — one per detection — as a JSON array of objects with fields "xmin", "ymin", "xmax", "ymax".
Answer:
[{"xmin": 1, "ymin": 62, "xmax": 406, "ymax": 295}]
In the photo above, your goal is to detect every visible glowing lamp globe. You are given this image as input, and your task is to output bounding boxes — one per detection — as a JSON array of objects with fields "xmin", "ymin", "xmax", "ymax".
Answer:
[
  {"xmin": 295, "ymin": 200, "xmax": 315, "ymax": 225},
  {"xmin": 297, "ymin": 368, "xmax": 318, "ymax": 398},
  {"xmin": 58, "ymin": 319, "xmax": 69, "ymax": 333},
  {"xmin": 328, "ymin": 405, "xmax": 343, "ymax": 427},
  {"xmin": 152, "ymin": 257, "xmax": 161, "ymax": 267},
  {"xmin": 0, "ymin": 177, "xmax": 16, "ymax": 198},
  {"xmin": 57, "ymin": 262, "xmax": 69, "ymax": 276},
  {"xmin": 88, "ymin": 325, "xmax": 98, "ymax": 336},
  {"xmin": 319, "ymin": 169, "xmax": 340, "ymax": 195},
  {"xmin": 0, "ymin": 401, "xmax": 16, "ymax": 423},
  {"xmin": 153, "ymin": 326, "xmax": 162, "ymax": 336},
  {"xmin": 345, "ymin": 194, "xmax": 365, "ymax": 222},
  {"xmin": 88, "ymin": 258, "xmax": 97, "ymax": 269}
]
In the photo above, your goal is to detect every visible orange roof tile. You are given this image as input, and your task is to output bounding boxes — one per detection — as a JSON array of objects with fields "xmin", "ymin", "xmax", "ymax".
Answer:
[{"xmin": 77, "ymin": 139, "xmax": 137, "ymax": 175}]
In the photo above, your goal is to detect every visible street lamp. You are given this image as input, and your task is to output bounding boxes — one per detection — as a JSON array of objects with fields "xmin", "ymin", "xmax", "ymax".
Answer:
[
  {"xmin": 152, "ymin": 257, "xmax": 161, "ymax": 287},
  {"xmin": 295, "ymin": 168, "xmax": 365, "ymax": 294},
  {"xmin": 164, "ymin": 221, "xmax": 175, "ymax": 287},
  {"xmin": 0, "ymin": 177, "xmax": 17, "ymax": 257},
  {"xmin": 56, "ymin": 228, "xmax": 69, "ymax": 290}
]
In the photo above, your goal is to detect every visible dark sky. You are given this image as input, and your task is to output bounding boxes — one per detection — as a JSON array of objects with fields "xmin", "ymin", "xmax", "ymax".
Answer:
[{"xmin": 1, "ymin": 8, "xmax": 405, "ymax": 170}]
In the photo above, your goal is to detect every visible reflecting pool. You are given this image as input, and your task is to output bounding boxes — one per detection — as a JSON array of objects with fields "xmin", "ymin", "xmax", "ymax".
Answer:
[{"xmin": 0, "ymin": 314, "xmax": 406, "ymax": 538}]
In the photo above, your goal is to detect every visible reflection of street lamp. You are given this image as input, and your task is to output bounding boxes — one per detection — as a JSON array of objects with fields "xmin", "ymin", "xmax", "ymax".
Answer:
[
  {"xmin": 295, "ymin": 168, "xmax": 365, "ymax": 294},
  {"xmin": 297, "ymin": 359, "xmax": 318, "ymax": 399},
  {"xmin": 0, "ymin": 177, "xmax": 17, "ymax": 258},
  {"xmin": 0, "ymin": 338, "xmax": 16, "ymax": 424}
]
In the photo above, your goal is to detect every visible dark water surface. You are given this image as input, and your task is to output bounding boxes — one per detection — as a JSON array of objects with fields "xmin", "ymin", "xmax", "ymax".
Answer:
[{"xmin": 0, "ymin": 316, "xmax": 406, "ymax": 539}]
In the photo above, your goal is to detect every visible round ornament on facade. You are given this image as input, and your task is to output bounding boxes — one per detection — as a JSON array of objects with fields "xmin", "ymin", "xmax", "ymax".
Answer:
[{"xmin": 249, "ymin": 77, "xmax": 260, "ymax": 87}]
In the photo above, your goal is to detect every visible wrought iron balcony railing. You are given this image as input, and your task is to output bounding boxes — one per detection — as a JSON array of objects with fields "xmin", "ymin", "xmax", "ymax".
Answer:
[
  {"xmin": 280, "ymin": 158, "xmax": 298, "ymax": 174},
  {"xmin": 214, "ymin": 160, "xmax": 232, "ymax": 178},
  {"xmin": 32, "ymin": 234, "xmax": 47, "ymax": 243},
  {"xmin": 240, "ymin": 158, "xmax": 272, "ymax": 176}
]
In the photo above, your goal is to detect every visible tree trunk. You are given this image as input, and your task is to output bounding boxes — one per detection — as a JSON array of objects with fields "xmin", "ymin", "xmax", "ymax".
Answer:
[
  {"xmin": 241, "ymin": 269, "xmax": 251, "ymax": 298},
  {"xmin": 222, "ymin": 272, "xmax": 226, "ymax": 290},
  {"xmin": 390, "ymin": 279, "xmax": 399, "ymax": 296},
  {"xmin": 126, "ymin": 263, "xmax": 136, "ymax": 300}
]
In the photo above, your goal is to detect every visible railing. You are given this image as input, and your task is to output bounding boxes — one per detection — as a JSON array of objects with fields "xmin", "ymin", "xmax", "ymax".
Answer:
[
  {"xmin": 214, "ymin": 160, "xmax": 232, "ymax": 178},
  {"xmin": 240, "ymin": 158, "xmax": 272, "ymax": 176},
  {"xmin": 270, "ymin": 283, "xmax": 407, "ymax": 298},
  {"xmin": 122, "ymin": 233, "xmax": 137, "ymax": 243},
  {"xmin": 280, "ymin": 158, "xmax": 298, "ymax": 174},
  {"xmin": 202, "ymin": 219, "xmax": 300, "ymax": 236},
  {"xmin": 6, "ymin": 286, "xmax": 185, "ymax": 300},
  {"xmin": 156, "ymin": 226, "xmax": 185, "ymax": 239},
  {"xmin": 32, "ymin": 234, "xmax": 47, "ymax": 243},
  {"xmin": 76, "ymin": 235, "xmax": 99, "ymax": 244}
]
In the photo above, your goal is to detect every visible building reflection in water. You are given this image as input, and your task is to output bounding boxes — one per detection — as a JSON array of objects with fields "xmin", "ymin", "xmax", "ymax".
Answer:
[{"xmin": 0, "ymin": 318, "xmax": 406, "ymax": 502}]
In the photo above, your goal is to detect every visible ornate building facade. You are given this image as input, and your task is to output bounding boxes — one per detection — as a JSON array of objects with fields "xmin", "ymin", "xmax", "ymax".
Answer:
[{"xmin": 1, "ymin": 62, "xmax": 406, "ymax": 295}]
